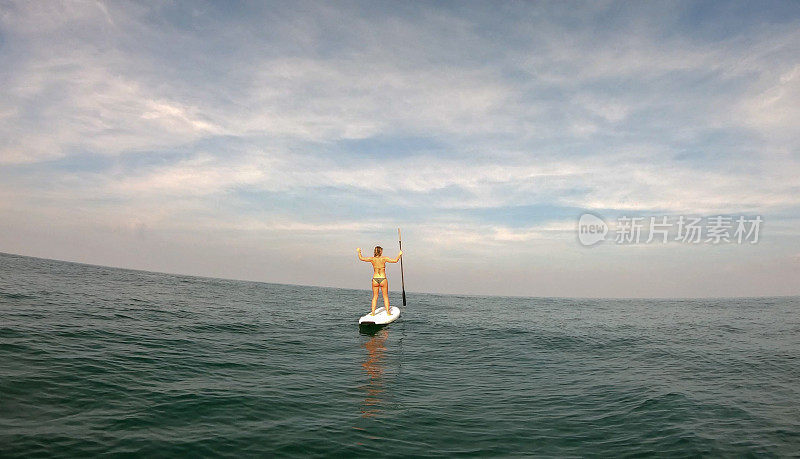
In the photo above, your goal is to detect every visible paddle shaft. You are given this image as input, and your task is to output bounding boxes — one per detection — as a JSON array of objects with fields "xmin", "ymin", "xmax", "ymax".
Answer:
[{"xmin": 398, "ymin": 228, "xmax": 406, "ymax": 306}]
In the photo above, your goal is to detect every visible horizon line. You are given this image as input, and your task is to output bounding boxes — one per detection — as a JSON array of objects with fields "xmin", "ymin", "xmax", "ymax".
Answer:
[{"xmin": 2, "ymin": 251, "xmax": 797, "ymax": 302}]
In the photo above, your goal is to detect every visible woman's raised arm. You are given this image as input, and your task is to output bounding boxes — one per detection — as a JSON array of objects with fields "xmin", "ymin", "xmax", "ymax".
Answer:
[{"xmin": 357, "ymin": 248, "xmax": 370, "ymax": 262}]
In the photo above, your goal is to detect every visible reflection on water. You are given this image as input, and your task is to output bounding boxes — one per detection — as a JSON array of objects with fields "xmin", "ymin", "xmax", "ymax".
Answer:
[{"xmin": 360, "ymin": 328, "xmax": 389, "ymax": 418}]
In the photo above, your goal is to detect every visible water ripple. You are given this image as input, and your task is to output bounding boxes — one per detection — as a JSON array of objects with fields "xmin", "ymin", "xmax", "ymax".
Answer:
[{"xmin": 0, "ymin": 253, "xmax": 798, "ymax": 456}]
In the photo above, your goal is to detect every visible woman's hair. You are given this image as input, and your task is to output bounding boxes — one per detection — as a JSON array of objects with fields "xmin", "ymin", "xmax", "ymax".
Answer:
[{"xmin": 374, "ymin": 246, "xmax": 383, "ymax": 257}]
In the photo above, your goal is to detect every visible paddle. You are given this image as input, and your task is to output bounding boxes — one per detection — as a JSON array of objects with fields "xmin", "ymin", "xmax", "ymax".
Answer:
[{"xmin": 398, "ymin": 228, "xmax": 407, "ymax": 306}]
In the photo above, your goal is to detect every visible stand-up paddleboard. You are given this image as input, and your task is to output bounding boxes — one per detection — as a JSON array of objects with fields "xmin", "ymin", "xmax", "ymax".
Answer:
[{"xmin": 359, "ymin": 306, "xmax": 400, "ymax": 325}]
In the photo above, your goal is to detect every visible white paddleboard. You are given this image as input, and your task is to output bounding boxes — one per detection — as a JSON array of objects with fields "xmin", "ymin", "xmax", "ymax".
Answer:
[{"xmin": 359, "ymin": 306, "xmax": 400, "ymax": 325}]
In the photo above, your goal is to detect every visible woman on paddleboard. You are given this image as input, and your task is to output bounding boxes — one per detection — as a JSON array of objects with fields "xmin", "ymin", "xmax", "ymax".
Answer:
[{"xmin": 357, "ymin": 246, "xmax": 402, "ymax": 316}]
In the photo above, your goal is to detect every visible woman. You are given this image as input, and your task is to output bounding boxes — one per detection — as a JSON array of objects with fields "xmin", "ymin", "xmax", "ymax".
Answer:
[{"xmin": 357, "ymin": 246, "xmax": 402, "ymax": 316}]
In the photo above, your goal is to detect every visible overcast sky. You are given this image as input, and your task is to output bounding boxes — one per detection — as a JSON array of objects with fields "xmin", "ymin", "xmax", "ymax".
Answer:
[{"xmin": 1, "ymin": 0, "xmax": 799, "ymax": 297}]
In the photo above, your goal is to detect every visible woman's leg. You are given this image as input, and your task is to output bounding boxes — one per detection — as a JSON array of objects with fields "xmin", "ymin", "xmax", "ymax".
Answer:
[
  {"xmin": 380, "ymin": 281, "xmax": 390, "ymax": 313},
  {"xmin": 371, "ymin": 281, "xmax": 379, "ymax": 314}
]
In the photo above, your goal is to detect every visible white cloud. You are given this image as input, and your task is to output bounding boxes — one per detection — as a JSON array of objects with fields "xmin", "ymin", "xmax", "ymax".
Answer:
[
  {"xmin": 740, "ymin": 62, "xmax": 800, "ymax": 144},
  {"xmin": 2, "ymin": 1, "xmax": 800, "ymax": 296}
]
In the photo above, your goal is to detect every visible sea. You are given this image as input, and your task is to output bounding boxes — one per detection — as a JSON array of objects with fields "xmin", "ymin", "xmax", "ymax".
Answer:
[{"xmin": 1, "ymin": 252, "xmax": 798, "ymax": 457}]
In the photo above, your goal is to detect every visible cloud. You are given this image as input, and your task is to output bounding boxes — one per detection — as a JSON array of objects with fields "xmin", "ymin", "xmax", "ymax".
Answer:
[
  {"xmin": 739, "ymin": 62, "xmax": 800, "ymax": 147},
  {"xmin": 74, "ymin": 147, "xmax": 797, "ymax": 216},
  {"xmin": 1, "ymin": 0, "xmax": 799, "ymax": 296}
]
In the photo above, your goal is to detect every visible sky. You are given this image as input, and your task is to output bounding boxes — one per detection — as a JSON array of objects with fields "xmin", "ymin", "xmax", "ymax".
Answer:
[{"xmin": 1, "ymin": 0, "xmax": 799, "ymax": 298}]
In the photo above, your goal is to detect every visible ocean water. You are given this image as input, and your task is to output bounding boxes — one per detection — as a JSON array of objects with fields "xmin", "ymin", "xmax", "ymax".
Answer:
[{"xmin": 1, "ymin": 252, "xmax": 798, "ymax": 457}]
